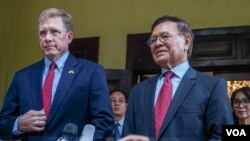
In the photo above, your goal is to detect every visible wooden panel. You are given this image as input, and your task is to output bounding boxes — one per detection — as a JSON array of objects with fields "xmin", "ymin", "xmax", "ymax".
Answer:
[
  {"xmin": 69, "ymin": 37, "xmax": 99, "ymax": 63},
  {"xmin": 126, "ymin": 26, "xmax": 250, "ymax": 70},
  {"xmin": 105, "ymin": 69, "xmax": 132, "ymax": 95},
  {"xmin": 239, "ymin": 33, "xmax": 250, "ymax": 58},
  {"xmin": 127, "ymin": 33, "xmax": 160, "ymax": 70},
  {"xmin": 215, "ymin": 70, "xmax": 250, "ymax": 81},
  {"xmin": 192, "ymin": 34, "xmax": 236, "ymax": 60}
]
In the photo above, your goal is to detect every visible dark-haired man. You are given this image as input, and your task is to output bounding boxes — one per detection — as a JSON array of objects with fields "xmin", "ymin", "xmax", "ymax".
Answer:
[{"xmin": 123, "ymin": 15, "xmax": 234, "ymax": 141}]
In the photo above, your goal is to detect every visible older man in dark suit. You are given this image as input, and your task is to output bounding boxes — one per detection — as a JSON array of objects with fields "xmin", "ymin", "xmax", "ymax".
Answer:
[
  {"xmin": 123, "ymin": 15, "xmax": 234, "ymax": 141},
  {"xmin": 0, "ymin": 8, "xmax": 114, "ymax": 141}
]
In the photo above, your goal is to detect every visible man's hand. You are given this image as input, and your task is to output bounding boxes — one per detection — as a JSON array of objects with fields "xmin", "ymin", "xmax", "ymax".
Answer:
[
  {"xmin": 119, "ymin": 135, "xmax": 150, "ymax": 141},
  {"xmin": 18, "ymin": 109, "xmax": 47, "ymax": 132}
]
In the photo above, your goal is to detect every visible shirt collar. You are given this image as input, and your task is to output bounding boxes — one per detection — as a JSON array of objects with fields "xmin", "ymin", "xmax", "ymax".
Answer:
[
  {"xmin": 160, "ymin": 61, "xmax": 189, "ymax": 79},
  {"xmin": 44, "ymin": 51, "xmax": 69, "ymax": 74},
  {"xmin": 116, "ymin": 116, "xmax": 125, "ymax": 126}
]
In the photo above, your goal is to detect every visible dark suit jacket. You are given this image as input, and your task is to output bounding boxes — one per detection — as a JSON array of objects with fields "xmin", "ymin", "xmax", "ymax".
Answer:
[
  {"xmin": 123, "ymin": 67, "xmax": 234, "ymax": 141},
  {"xmin": 105, "ymin": 134, "xmax": 115, "ymax": 141},
  {"xmin": 0, "ymin": 54, "xmax": 114, "ymax": 141}
]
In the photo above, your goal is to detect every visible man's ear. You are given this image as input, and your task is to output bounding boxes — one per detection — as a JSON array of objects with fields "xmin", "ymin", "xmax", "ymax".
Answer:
[
  {"xmin": 66, "ymin": 31, "xmax": 73, "ymax": 44},
  {"xmin": 184, "ymin": 33, "xmax": 192, "ymax": 51}
]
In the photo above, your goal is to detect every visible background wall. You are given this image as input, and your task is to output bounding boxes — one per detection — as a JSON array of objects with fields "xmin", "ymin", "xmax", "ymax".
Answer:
[{"xmin": 1, "ymin": 0, "xmax": 250, "ymax": 105}]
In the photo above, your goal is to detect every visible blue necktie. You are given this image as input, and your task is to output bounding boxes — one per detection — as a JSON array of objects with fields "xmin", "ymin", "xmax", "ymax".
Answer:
[{"xmin": 114, "ymin": 123, "xmax": 121, "ymax": 141}]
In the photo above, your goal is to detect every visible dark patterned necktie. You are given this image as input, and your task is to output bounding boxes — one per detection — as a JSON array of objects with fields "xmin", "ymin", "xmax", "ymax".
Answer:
[
  {"xmin": 114, "ymin": 123, "xmax": 121, "ymax": 141},
  {"xmin": 42, "ymin": 62, "xmax": 55, "ymax": 117}
]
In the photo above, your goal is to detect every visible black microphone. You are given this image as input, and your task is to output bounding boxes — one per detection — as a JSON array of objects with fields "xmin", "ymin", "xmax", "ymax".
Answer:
[{"xmin": 57, "ymin": 123, "xmax": 78, "ymax": 141}]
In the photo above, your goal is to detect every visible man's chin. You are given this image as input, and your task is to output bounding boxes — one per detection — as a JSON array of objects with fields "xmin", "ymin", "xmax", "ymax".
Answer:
[
  {"xmin": 155, "ymin": 58, "xmax": 168, "ymax": 64},
  {"xmin": 44, "ymin": 53, "xmax": 58, "ymax": 60},
  {"xmin": 44, "ymin": 50, "xmax": 57, "ymax": 56}
]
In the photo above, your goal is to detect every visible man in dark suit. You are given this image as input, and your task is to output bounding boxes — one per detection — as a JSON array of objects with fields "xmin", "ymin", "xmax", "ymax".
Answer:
[
  {"xmin": 123, "ymin": 15, "xmax": 234, "ymax": 141},
  {"xmin": 106, "ymin": 89, "xmax": 127, "ymax": 141},
  {"xmin": 0, "ymin": 8, "xmax": 114, "ymax": 141}
]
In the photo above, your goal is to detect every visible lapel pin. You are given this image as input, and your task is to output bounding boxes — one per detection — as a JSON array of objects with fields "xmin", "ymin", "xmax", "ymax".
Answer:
[{"xmin": 68, "ymin": 70, "xmax": 75, "ymax": 74}]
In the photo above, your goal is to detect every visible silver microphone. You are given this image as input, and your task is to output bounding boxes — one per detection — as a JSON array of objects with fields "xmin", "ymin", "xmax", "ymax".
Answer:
[{"xmin": 79, "ymin": 124, "xmax": 95, "ymax": 141}]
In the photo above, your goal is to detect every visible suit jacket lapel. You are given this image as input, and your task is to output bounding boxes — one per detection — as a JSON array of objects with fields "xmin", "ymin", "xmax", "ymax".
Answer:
[
  {"xmin": 30, "ymin": 60, "xmax": 44, "ymax": 110},
  {"xmin": 145, "ymin": 76, "xmax": 159, "ymax": 137},
  {"xmin": 158, "ymin": 67, "xmax": 197, "ymax": 138},
  {"xmin": 48, "ymin": 54, "xmax": 78, "ymax": 121}
]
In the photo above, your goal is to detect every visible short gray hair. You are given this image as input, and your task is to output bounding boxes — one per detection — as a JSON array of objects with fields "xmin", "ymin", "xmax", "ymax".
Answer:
[{"xmin": 38, "ymin": 8, "xmax": 73, "ymax": 32}]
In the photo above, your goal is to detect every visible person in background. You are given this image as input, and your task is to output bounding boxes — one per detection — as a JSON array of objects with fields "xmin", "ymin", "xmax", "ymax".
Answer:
[
  {"xmin": 0, "ymin": 8, "xmax": 113, "ymax": 140},
  {"xmin": 231, "ymin": 86, "xmax": 250, "ymax": 125},
  {"xmin": 107, "ymin": 89, "xmax": 127, "ymax": 141},
  {"xmin": 123, "ymin": 15, "xmax": 234, "ymax": 141}
]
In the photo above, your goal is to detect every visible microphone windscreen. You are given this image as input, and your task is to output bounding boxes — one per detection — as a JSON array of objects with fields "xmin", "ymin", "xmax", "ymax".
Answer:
[
  {"xmin": 62, "ymin": 123, "xmax": 78, "ymax": 140},
  {"xmin": 80, "ymin": 124, "xmax": 95, "ymax": 141}
]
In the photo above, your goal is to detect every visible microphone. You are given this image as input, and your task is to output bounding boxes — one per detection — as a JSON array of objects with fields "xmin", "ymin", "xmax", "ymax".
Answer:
[
  {"xmin": 57, "ymin": 123, "xmax": 78, "ymax": 141},
  {"xmin": 79, "ymin": 124, "xmax": 95, "ymax": 141}
]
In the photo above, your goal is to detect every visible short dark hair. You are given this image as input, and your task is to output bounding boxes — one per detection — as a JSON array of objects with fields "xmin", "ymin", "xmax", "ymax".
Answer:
[
  {"xmin": 110, "ymin": 89, "xmax": 128, "ymax": 103},
  {"xmin": 231, "ymin": 86, "xmax": 250, "ymax": 107},
  {"xmin": 151, "ymin": 15, "xmax": 194, "ymax": 57}
]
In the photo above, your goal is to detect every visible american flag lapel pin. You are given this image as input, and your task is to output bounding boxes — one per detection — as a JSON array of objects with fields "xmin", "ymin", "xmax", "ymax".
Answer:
[{"xmin": 68, "ymin": 70, "xmax": 75, "ymax": 74}]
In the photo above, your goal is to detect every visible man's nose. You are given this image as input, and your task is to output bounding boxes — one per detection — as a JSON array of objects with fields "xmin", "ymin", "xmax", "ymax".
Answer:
[
  {"xmin": 114, "ymin": 101, "xmax": 120, "ymax": 105},
  {"xmin": 155, "ymin": 36, "xmax": 164, "ymax": 45},
  {"xmin": 44, "ymin": 32, "xmax": 53, "ymax": 41}
]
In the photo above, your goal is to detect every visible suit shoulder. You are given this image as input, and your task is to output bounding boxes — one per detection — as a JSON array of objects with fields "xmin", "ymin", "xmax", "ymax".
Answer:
[
  {"xmin": 15, "ymin": 61, "xmax": 42, "ymax": 74},
  {"xmin": 134, "ymin": 75, "xmax": 157, "ymax": 87},
  {"xmin": 196, "ymin": 71, "xmax": 226, "ymax": 84},
  {"xmin": 197, "ymin": 71, "xmax": 224, "ymax": 79},
  {"xmin": 74, "ymin": 57, "xmax": 104, "ymax": 68}
]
